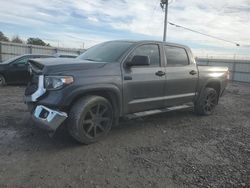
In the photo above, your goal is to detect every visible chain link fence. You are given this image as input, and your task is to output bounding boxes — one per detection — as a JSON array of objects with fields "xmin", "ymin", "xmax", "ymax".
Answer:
[{"xmin": 0, "ymin": 41, "xmax": 85, "ymax": 63}]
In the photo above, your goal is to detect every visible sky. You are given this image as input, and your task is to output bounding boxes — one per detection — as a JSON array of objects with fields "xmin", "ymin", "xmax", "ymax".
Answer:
[{"xmin": 0, "ymin": 0, "xmax": 250, "ymax": 57}]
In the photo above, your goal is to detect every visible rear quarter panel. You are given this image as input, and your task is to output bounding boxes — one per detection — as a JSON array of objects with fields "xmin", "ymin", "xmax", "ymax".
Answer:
[{"xmin": 197, "ymin": 65, "xmax": 229, "ymax": 96}]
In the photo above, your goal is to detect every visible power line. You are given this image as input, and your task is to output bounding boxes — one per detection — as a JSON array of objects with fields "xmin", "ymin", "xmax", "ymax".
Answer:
[
  {"xmin": 158, "ymin": 0, "xmax": 240, "ymax": 46},
  {"xmin": 168, "ymin": 21, "xmax": 240, "ymax": 46}
]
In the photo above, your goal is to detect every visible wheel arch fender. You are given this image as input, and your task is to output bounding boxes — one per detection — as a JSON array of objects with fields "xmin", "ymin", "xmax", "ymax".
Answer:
[
  {"xmin": 0, "ymin": 72, "xmax": 6, "ymax": 85},
  {"xmin": 66, "ymin": 84, "xmax": 123, "ymax": 118},
  {"xmin": 196, "ymin": 78, "xmax": 222, "ymax": 103}
]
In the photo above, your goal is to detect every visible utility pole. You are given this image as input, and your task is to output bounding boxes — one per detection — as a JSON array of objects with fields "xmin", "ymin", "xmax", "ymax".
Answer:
[{"xmin": 161, "ymin": 0, "xmax": 169, "ymax": 42}]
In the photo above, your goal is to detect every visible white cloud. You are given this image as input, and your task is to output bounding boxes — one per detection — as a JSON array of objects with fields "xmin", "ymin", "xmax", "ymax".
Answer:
[
  {"xmin": 0, "ymin": 0, "xmax": 250, "ymax": 56},
  {"xmin": 87, "ymin": 17, "xmax": 99, "ymax": 23},
  {"xmin": 71, "ymin": 0, "xmax": 250, "ymax": 50}
]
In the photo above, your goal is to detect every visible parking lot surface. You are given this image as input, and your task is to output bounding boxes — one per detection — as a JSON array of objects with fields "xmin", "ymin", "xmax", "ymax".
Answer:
[{"xmin": 0, "ymin": 82, "xmax": 249, "ymax": 188}]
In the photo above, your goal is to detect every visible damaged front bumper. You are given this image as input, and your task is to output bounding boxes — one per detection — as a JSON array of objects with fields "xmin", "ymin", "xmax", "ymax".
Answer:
[
  {"xmin": 24, "ymin": 74, "xmax": 68, "ymax": 131},
  {"xmin": 32, "ymin": 105, "xmax": 68, "ymax": 131}
]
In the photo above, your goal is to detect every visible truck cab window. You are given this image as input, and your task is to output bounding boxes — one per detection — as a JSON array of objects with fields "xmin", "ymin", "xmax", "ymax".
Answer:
[
  {"xmin": 133, "ymin": 44, "xmax": 160, "ymax": 66},
  {"xmin": 165, "ymin": 46, "xmax": 189, "ymax": 66}
]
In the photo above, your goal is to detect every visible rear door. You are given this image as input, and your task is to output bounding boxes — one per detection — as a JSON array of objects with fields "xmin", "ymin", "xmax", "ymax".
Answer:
[
  {"xmin": 163, "ymin": 45, "xmax": 198, "ymax": 106},
  {"xmin": 123, "ymin": 43, "xmax": 166, "ymax": 114}
]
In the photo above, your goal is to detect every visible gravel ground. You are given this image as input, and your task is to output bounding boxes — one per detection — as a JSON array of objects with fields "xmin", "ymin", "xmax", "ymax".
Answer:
[{"xmin": 0, "ymin": 82, "xmax": 249, "ymax": 188}]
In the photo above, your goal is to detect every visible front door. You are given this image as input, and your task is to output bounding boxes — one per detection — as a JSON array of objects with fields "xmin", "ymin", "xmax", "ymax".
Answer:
[
  {"xmin": 123, "ymin": 44, "xmax": 166, "ymax": 114},
  {"xmin": 7, "ymin": 56, "xmax": 30, "ymax": 84}
]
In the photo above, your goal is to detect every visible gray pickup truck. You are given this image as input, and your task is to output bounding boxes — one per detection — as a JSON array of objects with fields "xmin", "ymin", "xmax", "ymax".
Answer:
[{"xmin": 24, "ymin": 40, "xmax": 229, "ymax": 144}]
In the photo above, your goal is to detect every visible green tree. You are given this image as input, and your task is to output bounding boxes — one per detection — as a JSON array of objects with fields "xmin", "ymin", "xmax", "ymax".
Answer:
[
  {"xmin": 11, "ymin": 35, "xmax": 23, "ymax": 44},
  {"xmin": 0, "ymin": 31, "xmax": 9, "ymax": 42},
  {"xmin": 27, "ymin": 38, "xmax": 50, "ymax": 46}
]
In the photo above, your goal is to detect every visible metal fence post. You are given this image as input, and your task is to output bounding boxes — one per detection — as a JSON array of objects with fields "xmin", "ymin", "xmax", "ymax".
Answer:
[
  {"xmin": 0, "ymin": 42, "xmax": 2, "ymax": 63},
  {"xmin": 29, "ymin": 45, "xmax": 32, "ymax": 54},
  {"xmin": 232, "ymin": 54, "xmax": 236, "ymax": 81}
]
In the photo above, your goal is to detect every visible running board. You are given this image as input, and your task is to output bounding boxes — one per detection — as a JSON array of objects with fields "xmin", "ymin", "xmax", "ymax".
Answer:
[{"xmin": 125, "ymin": 104, "xmax": 193, "ymax": 120}]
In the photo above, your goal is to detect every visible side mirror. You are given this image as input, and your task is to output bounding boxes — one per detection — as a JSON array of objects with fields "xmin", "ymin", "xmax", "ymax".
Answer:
[{"xmin": 126, "ymin": 55, "xmax": 150, "ymax": 67}]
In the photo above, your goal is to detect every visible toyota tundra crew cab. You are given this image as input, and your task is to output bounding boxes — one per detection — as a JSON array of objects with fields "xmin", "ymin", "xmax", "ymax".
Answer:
[{"xmin": 24, "ymin": 41, "xmax": 229, "ymax": 144}]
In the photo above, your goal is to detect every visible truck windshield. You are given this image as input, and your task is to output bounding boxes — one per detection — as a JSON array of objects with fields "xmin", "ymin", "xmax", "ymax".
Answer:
[{"xmin": 77, "ymin": 41, "xmax": 134, "ymax": 63}]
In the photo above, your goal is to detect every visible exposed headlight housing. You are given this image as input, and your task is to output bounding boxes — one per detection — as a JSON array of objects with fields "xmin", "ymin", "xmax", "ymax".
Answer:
[{"xmin": 44, "ymin": 76, "xmax": 74, "ymax": 90}]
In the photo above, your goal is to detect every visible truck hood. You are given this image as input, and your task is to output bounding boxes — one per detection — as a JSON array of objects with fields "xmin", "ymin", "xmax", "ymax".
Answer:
[{"xmin": 29, "ymin": 58, "xmax": 106, "ymax": 74}]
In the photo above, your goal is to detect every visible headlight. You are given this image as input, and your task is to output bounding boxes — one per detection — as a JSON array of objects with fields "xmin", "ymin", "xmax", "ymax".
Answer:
[{"xmin": 44, "ymin": 76, "xmax": 74, "ymax": 90}]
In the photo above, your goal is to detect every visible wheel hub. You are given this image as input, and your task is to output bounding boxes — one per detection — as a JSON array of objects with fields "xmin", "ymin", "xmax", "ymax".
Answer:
[
  {"xmin": 204, "ymin": 92, "xmax": 217, "ymax": 113},
  {"xmin": 82, "ymin": 103, "xmax": 112, "ymax": 139},
  {"xmin": 93, "ymin": 116, "xmax": 101, "ymax": 124}
]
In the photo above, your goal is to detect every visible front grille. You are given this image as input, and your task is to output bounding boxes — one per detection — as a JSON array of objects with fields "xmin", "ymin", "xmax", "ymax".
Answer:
[{"xmin": 25, "ymin": 74, "xmax": 39, "ymax": 96}]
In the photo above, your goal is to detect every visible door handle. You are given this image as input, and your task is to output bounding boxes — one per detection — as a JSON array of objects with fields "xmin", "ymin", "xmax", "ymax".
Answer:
[
  {"xmin": 155, "ymin": 71, "xmax": 166, "ymax": 77},
  {"xmin": 189, "ymin": 70, "xmax": 197, "ymax": 75},
  {"xmin": 124, "ymin": 76, "xmax": 132, "ymax": 80}
]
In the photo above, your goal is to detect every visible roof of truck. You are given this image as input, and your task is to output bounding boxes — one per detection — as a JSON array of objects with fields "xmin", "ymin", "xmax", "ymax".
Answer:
[{"xmin": 105, "ymin": 40, "xmax": 190, "ymax": 49}]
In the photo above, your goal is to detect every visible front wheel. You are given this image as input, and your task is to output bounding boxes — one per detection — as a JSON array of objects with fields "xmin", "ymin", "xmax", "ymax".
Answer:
[
  {"xmin": 0, "ymin": 75, "xmax": 6, "ymax": 86},
  {"xmin": 194, "ymin": 87, "xmax": 218, "ymax": 115},
  {"xmin": 67, "ymin": 96, "xmax": 113, "ymax": 144}
]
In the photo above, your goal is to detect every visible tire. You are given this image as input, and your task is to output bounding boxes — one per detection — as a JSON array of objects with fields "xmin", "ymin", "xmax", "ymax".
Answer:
[
  {"xmin": 67, "ymin": 96, "xmax": 113, "ymax": 144},
  {"xmin": 194, "ymin": 87, "xmax": 218, "ymax": 115},
  {"xmin": 0, "ymin": 75, "xmax": 6, "ymax": 86}
]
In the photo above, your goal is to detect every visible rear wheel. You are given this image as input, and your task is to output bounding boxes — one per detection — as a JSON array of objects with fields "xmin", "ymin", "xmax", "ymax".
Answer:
[
  {"xmin": 0, "ymin": 75, "xmax": 6, "ymax": 86},
  {"xmin": 194, "ymin": 87, "xmax": 218, "ymax": 115},
  {"xmin": 67, "ymin": 96, "xmax": 113, "ymax": 144}
]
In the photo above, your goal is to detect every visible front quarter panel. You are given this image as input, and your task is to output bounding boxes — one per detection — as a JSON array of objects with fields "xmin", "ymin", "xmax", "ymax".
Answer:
[{"xmin": 37, "ymin": 63, "xmax": 123, "ymax": 111}]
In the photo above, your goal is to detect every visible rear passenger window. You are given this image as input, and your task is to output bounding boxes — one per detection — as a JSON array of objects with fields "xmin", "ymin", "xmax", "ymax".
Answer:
[
  {"xmin": 133, "ymin": 44, "xmax": 160, "ymax": 66},
  {"xmin": 164, "ymin": 46, "xmax": 189, "ymax": 66}
]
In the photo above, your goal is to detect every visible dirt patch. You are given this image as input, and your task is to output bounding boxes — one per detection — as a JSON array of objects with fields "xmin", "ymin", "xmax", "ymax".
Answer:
[{"xmin": 0, "ymin": 83, "xmax": 249, "ymax": 188}]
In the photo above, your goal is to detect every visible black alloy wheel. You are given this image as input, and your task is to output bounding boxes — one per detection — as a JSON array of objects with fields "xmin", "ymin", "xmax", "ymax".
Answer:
[
  {"xmin": 68, "ymin": 96, "xmax": 113, "ymax": 144},
  {"xmin": 203, "ymin": 90, "xmax": 217, "ymax": 114},
  {"xmin": 81, "ymin": 103, "xmax": 112, "ymax": 139}
]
